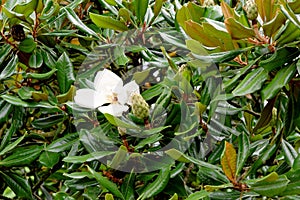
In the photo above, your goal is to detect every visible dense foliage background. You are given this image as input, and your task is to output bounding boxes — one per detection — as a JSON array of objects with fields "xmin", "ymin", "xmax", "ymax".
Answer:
[{"xmin": 0, "ymin": 0, "xmax": 300, "ymax": 199}]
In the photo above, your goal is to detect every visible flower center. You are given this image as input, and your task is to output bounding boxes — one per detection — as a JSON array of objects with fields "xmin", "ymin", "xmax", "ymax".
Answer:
[{"xmin": 107, "ymin": 92, "xmax": 119, "ymax": 104}]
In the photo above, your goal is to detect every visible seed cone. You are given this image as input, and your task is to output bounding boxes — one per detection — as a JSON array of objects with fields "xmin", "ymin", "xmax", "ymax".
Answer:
[
  {"xmin": 244, "ymin": 0, "xmax": 258, "ymax": 20},
  {"xmin": 130, "ymin": 93, "xmax": 150, "ymax": 119},
  {"xmin": 203, "ymin": 0, "xmax": 215, "ymax": 7}
]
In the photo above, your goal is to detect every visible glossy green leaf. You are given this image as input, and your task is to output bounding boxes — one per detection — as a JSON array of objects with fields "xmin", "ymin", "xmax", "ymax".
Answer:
[
  {"xmin": 120, "ymin": 172, "xmax": 135, "ymax": 200},
  {"xmin": 138, "ymin": 166, "xmax": 170, "ymax": 200},
  {"xmin": 165, "ymin": 148, "xmax": 222, "ymax": 170},
  {"xmin": 282, "ymin": 139, "xmax": 298, "ymax": 167},
  {"xmin": 29, "ymin": 49, "xmax": 43, "ymax": 68},
  {"xmin": 89, "ymin": 12, "xmax": 128, "ymax": 31},
  {"xmin": 109, "ymin": 145, "xmax": 128, "ymax": 169},
  {"xmin": 259, "ymin": 47, "xmax": 299, "ymax": 72},
  {"xmin": 0, "ymin": 171, "xmax": 33, "ymax": 200},
  {"xmin": 236, "ymin": 133, "xmax": 250, "ymax": 176},
  {"xmin": 0, "ymin": 145, "xmax": 43, "ymax": 167},
  {"xmin": 0, "ymin": 134, "xmax": 25, "ymax": 156},
  {"xmin": 63, "ymin": 151, "xmax": 114, "ymax": 163},
  {"xmin": 25, "ymin": 68, "xmax": 57, "ymax": 80},
  {"xmin": 47, "ymin": 133, "xmax": 79, "ymax": 152},
  {"xmin": 88, "ymin": 166, "xmax": 125, "ymax": 200},
  {"xmin": 32, "ymin": 114, "xmax": 65, "ymax": 129},
  {"xmin": 19, "ymin": 38, "xmax": 36, "ymax": 53},
  {"xmin": 0, "ymin": 44, "xmax": 13, "ymax": 64},
  {"xmin": 261, "ymin": 63, "xmax": 296, "ymax": 101},
  {"xmin": 104, "ymin": 113, "xmax": 140, "ymax": 129},
  {"xmin": 252, "ymin": 99, "xmax": 275, "ymax": 134},
  {"xmin": 134, "ymin": 0, "xmax": 149, "ymax": 23},
  {"xmin": 64, "ymin": 7, "xmax": 99, "ymax": 38},
  {"xmin": 232, "ymin": 67, "xmax": 269, "ymax": 96},
  {"xmin": 0, "ymin": 102, "xmax": 13, "ymax": 124},
  {"xmin": 0, "ymin": 54, "xmax": 18, "ymax": 80},
  {"xmin": 56, "ymin": 52, "xmax": 75, "ymax": 93},
  {"xmin": 135, "ymin": 134, "xmax": 163, "ymax": 150},
  {"xmin": 250, "ymin": 173, "xmax": 289, "ymax": 197},
  {"xmin": 39, "ymin": 151, "xmax": 60, "ymax": 168},
  {"xmin": 280, "ymin": 1, "xmax": 300, "ymax": 29},
  {"xmin": 185, "ymin": 190, "xmax": 210, "ymax": 200}
]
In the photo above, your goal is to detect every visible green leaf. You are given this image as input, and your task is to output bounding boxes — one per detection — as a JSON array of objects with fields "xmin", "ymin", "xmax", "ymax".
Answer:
[
  {"xmin": 63, "ymin": 151, "xmax": 114, "ymax": 163},
  {"xmin": 280, "ymin": 1, "xmax": 300, "ymax": 29},
  {"xmin": 104, "ymin": 113, "xmax": 140, "ymax": 129},
  {"xmin": 0, "ymin": 44, "xmax": 13, "ymax": 64},
  {"xmin": 121, "ymin": 173, "xmax": 135, "ymax": 200},
  {"xmin": 138, "ymin": 166, "xmax": 170, "ymax": 200},
  {"xmin": 89, "ymin": 12, "xmax": 128, "ymax": 31},
  {"xmin": 88, "ymin": 166, "xmax": 125, "ymax": 200},
  {"xmin": 32, "ymin": 114, "xmax": 65, "ymax": 129},
  {"xmin": 0, "ymin": 134, "xmax": 26, "ymax": 156},
  {"xmin": 47, "ymin": 133, "xmax": 79, "ymax": 152},
  {"xmin": 236, "ymin": 133, "xmax": 250, "ymax": 176},
  {"xmin": 0, "ymin": 54, "xmax": 18, "ymax": 80},
  {"xmin": 25, "ymin": 68, "xmax": 57, "ymax": 80},
  {"xmin": 252, "ymin": 99, "xmax": 275, "ymax": 134},
  {"xmin": 56, "ymin": 52, "xmax": 75, "ymax": 93},
  {"xmin": 165, "ymin": 148, "xmax": 222, "ymax": 170},
  {"xmin": 14, "ymin": 0, "xmax": 39, "ymax": 17},
  {"xmin": 39, "ymin": 151, "xmax": 60, "ymax": 168},
  {"xmin": 0, "ymin": 145, "xmax": 43, "ymax": 167},
  {"xmin": 232, "ymin": 67, "xmax": 269, "ymax": 96},
  {"xmin": 221, "ymin": 141, "xmax": 237, "ymax": 183},
  {"xmin": 134, "ymin": 0, "xmax": 149, "ymax": 24},
  {"xmin": 109, "ymin": 145, "xmax": 128, "ymax": 169},
  {"xmin": 281, "ymin": 139, "xmax": 298, "ymax": 167},
  {"xmin": 261, "ymin": 63, "xmax": 296, "ymax": 101},
  {"xmin": 0, "ymin": 171, "xmax": 33, "ymax": 200},
  {"xmin": 249, "ymin": 173, "xmax": 289, "ymax": 197},
  {"xmin": 19, "ymin": 38, "xmax": 36, "ymax": 53},
  {"xmin": 114, "ymin": 46, "xmax": 129, "ymax": 65},
  {"xmin": 29, "ymin": 49, "xmax": 43, "ymax": 68},
  {"xmin": 186, "ymin": 190, "xmax": 210, "ymax": 200},
  {"xmin": 135, "ymin": 134, "xmax": 163, "ymax": 150},
  {"xmin": 0, "ymin": 102, "xmax": 13, "ymax": 124},
  {"xmin": 259, "ymin": 47, "xmax": 299, "ymax": 72},
  {"xmin": 63, "ymin": 7, "xmax": 99, "ymax": 38}
]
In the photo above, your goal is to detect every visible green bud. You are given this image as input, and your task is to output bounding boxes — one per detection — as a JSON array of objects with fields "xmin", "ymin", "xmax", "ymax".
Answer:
[
  {"xmin": 195, "ymin": 102, "xmax": 207, "ymax": 116},
  {"xmin": 244, "ymin": 0, "xmax": 258, "ymax": 20},
  {"xmin": 203, "ymin": 0, "xmax": 215, "ymax": 7},
  {"xmin": 131, "ymin": 93, "xmax": 150, "ymax": 119}
]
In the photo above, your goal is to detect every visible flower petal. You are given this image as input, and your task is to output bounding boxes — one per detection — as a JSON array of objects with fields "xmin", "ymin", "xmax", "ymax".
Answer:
[
  {"xmin": 124, "ymin": 80, "xmax": 140, "ymax": 104},
  {"xmin": 94, "ymin": 69, "xmax": 123, "ymax": 92},
  {"xmin": 98, "ymin": 104, "xmax": 129, "ymax": 116},
  {"xmin": 74, "ymin": 89, "xmax": 106, "ymax": 108}
]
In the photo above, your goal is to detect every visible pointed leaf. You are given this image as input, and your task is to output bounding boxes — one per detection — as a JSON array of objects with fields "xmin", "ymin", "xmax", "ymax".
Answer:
[
  {"xmin": 225, "ymin": 18, "xmax": 256, "ymax": 40},
  {"xmin": 0, "ymin": 171, "xmax": 33, "ymax": 200},
  {"xmin": 56, "ymin": 52, "xmax": 75, "ymax": 93},
  {"xmin": 0, "ymin": 55, "xmax": 18, "ymax": 80},
  {"xmin": 261, "ymin": 63, "xmax": 296, "ymax": 101},
  {"xmin": 281, "ymin": 139, "xmax": 298, "ymax": 167},
  {"xmin": 232, "ymin": 67, "xmax": 268, "ymax": 96},
  {"xmin": 236, "ymin": 133, "xmax": 250, "ymax": 176},
  {"xmin": 89, "ymin": 12, "xmax": 128, "ymax": 31},
  {"xmin": 64, "ymin": 7, "xmax": 99, "ymax": 38},
  {"xmin": 88, "ymin": 166, "xmax": 125, "ymax": 200},
  {"xmin": 221, "ymin": 141, "xmax": 237, "ymax": 183},
  {"xmin": 134, "ymin": 0, "xmax": 149, "ymax": 23}
]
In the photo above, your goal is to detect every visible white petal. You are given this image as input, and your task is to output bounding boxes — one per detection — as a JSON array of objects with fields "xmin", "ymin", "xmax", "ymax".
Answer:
[
  {"xmin": 94, "ymin": 69, "xmax": 123, "ymax": 92},
  {"xmin": 123, "ymin": 81, "xmax": 140, "ymax": 105},
  {"xmin": 74, "ymin": 89, "xmax": 104, "ymax": 109},
  {"xmin": 98, "ymin": 104, "xmax": 129, "ymax": 116}
]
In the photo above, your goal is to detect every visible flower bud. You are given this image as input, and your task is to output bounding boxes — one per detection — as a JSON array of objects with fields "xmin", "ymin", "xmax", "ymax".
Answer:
[
  {"xmin": 203, "ymin": 0, "xmax": 215, "ymax": 7},
  {"xmin": 130, "ymin": 93, "xmax": 150, "ymax": 119},
  {"xmin": 244, "ymin": 0, "xmax": 258, "ymax": 20}
]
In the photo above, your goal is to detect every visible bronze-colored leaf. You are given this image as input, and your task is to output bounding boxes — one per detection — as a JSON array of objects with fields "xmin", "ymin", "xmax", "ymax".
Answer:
[{"xmin": 221, "ymin": 141, "xmax": 237, "ymax": 183}]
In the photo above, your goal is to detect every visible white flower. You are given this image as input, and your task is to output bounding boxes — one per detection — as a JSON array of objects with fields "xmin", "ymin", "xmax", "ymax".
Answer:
[{"xmin": 74, "ymin": 69, "xmax": 139, "ymax": 116}]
